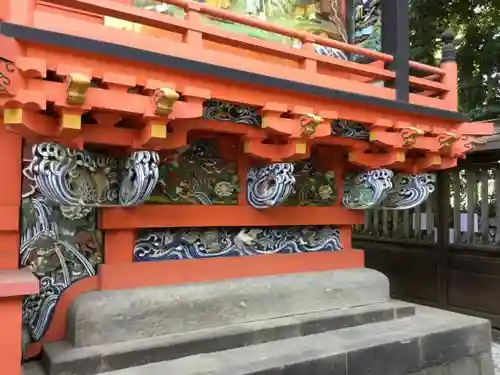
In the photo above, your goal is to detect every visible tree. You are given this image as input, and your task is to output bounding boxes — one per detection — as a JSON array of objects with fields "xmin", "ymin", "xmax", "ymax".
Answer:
[{"xmin": 409, "ymin": 0, "xmax": 500, "ymax": 120}]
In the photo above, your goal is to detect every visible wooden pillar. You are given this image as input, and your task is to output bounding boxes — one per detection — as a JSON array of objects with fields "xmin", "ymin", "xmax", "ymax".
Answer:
[
  {"xmin": 436, "ymin": 170, "xmax": 451, "ymax": 307},
  {"xmin": 344, "ymin": 0, "xmax": 356, "ymax": 61},
  {"xmin": 382, "ymin": 0, "xmax": 410, "ymax": 102},
  {"xmin": 345, "ymin": 0, "xmax": 355, "ymax": 45}
]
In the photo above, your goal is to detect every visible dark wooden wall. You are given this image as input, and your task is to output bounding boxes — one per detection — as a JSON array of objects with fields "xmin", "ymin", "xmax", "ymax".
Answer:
[{"xmin": 354, "ymin": 151, "xmax": 500, "ymax": 328}]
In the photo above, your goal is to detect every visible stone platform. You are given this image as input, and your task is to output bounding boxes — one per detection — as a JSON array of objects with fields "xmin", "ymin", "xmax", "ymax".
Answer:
[{"xmin": 24, "ymin": 269, "xmax": 494, "ymax": 375}]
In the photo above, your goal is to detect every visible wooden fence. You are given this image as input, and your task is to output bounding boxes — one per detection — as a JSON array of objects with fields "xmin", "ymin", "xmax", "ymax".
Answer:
[{"xmin": 353, "ymin": 154, "xmax": 500, "ymax": 327}]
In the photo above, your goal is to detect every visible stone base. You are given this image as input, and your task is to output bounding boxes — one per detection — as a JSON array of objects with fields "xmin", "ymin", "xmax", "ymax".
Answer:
[{"xmin": 26, "ymin": 269, "xmax": 494, "ymax": 375}]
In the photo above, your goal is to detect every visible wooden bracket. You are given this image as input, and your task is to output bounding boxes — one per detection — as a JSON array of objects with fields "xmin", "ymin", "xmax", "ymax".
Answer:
[
  {"xmin": 175, "ymin": 86, "xmax": 211, "ymax": 119},
  {"xmin": 311, "ymin": 136, "xmax": 370, "ymax": 152},
  {"xmin": 450, "ymin": 135, "xmax": 487, "ymax": 158},
  {"xmin": 243, "ymin": 137, "xmax": 308, "ymax": 161},
  {"xmin": 93, "ymin": 112, "xmax": 123, "ymax": 127},
  {"xmin": 135, "ymin": 119, "xmax": 168, "ymax": 149},
  {"xmin": 261, "ymin": 102, "xmax": 294, "ymax": 136},
  {"xmin": 397, "ymin": 153, "xmax": 443, "ymax": 173},
  {"xmin": 3, "ymin": 108, "xmax": 57, "ymax": 137},
  {"xmin": 102, "ymin": 72, "xmax": 137, "ymax": 93},
  {"xmin": 455, "ymin": 121, "xmax": 494, "ymax": 136},
  {"xmin": 369, "ymin": 127, "xmax": 405, "ymax": 148},
  {"xmin": 57, "ymin": 107, "xmax": 84, "ymax": 139},
  {"xmin": 133, "ymin": 122, "xmax": 188, "ymax": 151},
  {"xmin": 348, "ymin": 149, "xmax": 405, "ymax": 168}
]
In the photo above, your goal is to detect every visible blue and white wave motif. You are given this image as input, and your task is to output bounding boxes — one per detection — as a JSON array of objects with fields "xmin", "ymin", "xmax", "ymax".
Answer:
[{"xmin": 133, "ymin": 226, "xmax": 343, "ymax": 262}]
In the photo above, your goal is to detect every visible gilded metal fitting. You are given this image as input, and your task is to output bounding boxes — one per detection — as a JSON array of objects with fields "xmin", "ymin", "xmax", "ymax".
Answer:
[
  {"xmin": 66, "ymin": 73, "xmax": 91, "ymax": 105},
  {"xmin": 400, "ymin": 126, "xmax": 424, "ymax": 147},
  {"xmin": 300, "ymin": 113, "xmax": 324, "ymax": 137},
  {"xmin": 437, "ymin": 131, "xmax": 459, "ymax": 149},
  {"xmin": 153, "ymin": 88, "xmax": 180, "ymax": 116}
]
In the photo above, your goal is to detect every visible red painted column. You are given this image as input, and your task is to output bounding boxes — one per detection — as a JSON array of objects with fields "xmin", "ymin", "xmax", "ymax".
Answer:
[
  {"xmin": 0, "ymin": 124, "xmax": 39, "ymax": 375},
  {"xmin": 103, "ymin": 228, "xmax": 135, "ymax": 265},
  {"xmin": 0, "ymin": 271, "xmax": 39, "ymax": 375},
  {"xmin": 0, "ymin": 125, "xmax": 22, "ymax": 270}
]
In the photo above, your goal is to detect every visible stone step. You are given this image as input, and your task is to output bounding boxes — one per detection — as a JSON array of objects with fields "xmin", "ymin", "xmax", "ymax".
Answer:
[
  {"xmin": 23, "ymin": 361, "xmax": 46, "ymax": 375},
  {"xmin": 66, "ymin": 269, "xmax": 390, "ymax": 348},
  {"xmin": 98, "ymin": 307, "xmax": 494, "ymax": 375},
  {"xmin": 42, "ymin": 301, "xmax": 413, "ymax": 375}
]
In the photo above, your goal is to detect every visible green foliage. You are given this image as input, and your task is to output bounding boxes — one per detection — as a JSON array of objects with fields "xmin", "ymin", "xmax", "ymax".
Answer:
[{"xmin": 410, "ymin": 0, "xmax": 500, "ymax": 120}]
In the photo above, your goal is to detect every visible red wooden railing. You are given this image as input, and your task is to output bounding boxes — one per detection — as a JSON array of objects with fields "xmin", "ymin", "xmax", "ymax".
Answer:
[{"xmin": 0, "ymin": 0, "xmax": 457, "ymax": 110}]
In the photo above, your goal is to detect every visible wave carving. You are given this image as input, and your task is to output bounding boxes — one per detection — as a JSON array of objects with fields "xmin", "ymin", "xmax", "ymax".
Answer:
[
  {"xmin": 379, "ymin": 173, "xmax": 436, "ymax": 210},
  {"xmin": 134, "ymin": 226, "xmax": 343, "ymax": 261},
  {"xmin": 247, "ymin": 163, "xmax": 296, "ymax": 209},
  {"xmin": 20, "ymin": 157, "xmax": 101, "ymax": 342},
  {"xmin": 342, "ymin": 169, "xmax": 394, "ymax": 209},
  {"xmin": 28, "ymin": 142, "xmax": 158, "ymax": 208}
]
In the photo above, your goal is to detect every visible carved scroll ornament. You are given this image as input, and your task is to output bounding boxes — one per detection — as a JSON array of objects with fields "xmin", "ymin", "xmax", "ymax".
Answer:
[
  {"xmin": 119, "ymin": 151, "xmax": 160, "ymax": 206},
  {"xmin": 379, "ymin": 173, "xmax": 436, "ymax": 210},
  {"xmin": 342, "ymin": 169, "xmax": 436, "ymax": 210},
  {"xmin": 29, "ymin": 142, "xmax": 159, "ymax": 208},
  {"xmin": 247, "ymin": 163, "xmax": 296, "ymax": 209},
  {"xmin": 342, "ymin": 168, "xmax": 394, "ymax": 210}
]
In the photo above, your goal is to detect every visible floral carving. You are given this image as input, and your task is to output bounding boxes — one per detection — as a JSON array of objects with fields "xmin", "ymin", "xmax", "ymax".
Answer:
[
  {"xmin": 149, "ymin": 139, "xmax": 240, "ymax": 204},
  {"xmin": 283, "ymin": 159, "xmax": 336, "ymax": 206}
]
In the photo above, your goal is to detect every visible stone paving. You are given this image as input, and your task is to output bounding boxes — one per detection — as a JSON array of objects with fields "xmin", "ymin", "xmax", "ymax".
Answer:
[
  {"xmin": 493, "ymin": 343, "xmax": 500, "ymax": 374},
  {"xmin": 22, "ymin": 338, "xmax": 500, "ymax": 375},
  {"xmin": 492, "ymin": 330, "xmax": 500, "ymax": 374}
]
